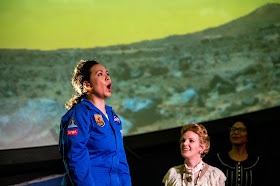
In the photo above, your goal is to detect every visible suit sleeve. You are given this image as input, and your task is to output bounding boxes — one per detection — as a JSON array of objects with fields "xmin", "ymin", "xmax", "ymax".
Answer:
[
  {"xmin": 118, "ymin": 143, "xmax": 132, "ymax": 186},
  {"xmin": 61, "ymin": 106, "xmax": 95, "ymax": 186}
]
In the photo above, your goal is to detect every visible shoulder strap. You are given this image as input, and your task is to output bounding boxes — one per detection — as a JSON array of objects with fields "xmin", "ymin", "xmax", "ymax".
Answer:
[{"xmin": 200, "ymin": 163, "xmax": 210, "ymax": 178}]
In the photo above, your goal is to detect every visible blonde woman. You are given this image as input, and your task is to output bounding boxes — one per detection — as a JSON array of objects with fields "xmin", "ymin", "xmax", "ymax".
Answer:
[{"xmin": 163, "ymin": 123, "xmax": 226, "ymax": 186}]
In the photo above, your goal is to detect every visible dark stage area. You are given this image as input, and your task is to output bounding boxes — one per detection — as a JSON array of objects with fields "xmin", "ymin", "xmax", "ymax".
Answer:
[{"xmin": 1, "ymin": 106, "xmax": 279, "ymax": 186}]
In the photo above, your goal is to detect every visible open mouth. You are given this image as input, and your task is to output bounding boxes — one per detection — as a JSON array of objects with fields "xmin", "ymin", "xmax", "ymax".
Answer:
[
  {"xmin": 107, "ymin": 83, "xmax": 112, "ymax": 90},
  {"xmin": 182, "ymin": 147, "xmax": 190, "ymax": 151}
]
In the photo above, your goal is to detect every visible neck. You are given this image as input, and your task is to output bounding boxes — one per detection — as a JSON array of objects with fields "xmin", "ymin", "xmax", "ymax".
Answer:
[
  {"xmin": 231, "ymin": 144, "xmax": 247, "ymax": 154},
  {"xmin": 185, "ymin": 157, "xmax": 202, "ymax": 168},
  {"xmin": 229, "ymin": 145, "xmax": 248, "ymax": 161},
  {"xmin": 87, "ymin": 95, "xmax": 106, "ymax": 114}
]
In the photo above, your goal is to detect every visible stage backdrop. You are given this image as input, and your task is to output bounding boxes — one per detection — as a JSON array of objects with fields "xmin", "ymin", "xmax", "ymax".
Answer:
[{"xmin": 0, "ymin": 0, "xmax": 280, "ymax": 150}]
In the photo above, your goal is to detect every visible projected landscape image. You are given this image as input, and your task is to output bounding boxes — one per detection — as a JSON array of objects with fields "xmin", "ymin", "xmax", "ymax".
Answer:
[{"xmin": 0, "ymin": 2, "xmax": 280, "ymax": 150}]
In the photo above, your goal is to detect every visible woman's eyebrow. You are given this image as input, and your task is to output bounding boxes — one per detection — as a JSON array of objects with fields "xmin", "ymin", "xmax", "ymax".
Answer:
[{"xmin": 95, "ymin": 70, "xmax": 105, "ymax": 74}]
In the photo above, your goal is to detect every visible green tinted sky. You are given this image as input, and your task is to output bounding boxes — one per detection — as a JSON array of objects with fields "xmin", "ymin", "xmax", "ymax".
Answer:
[{"xmin": 0, "ymin": 0, "xmax": 278, "ymax": 50}]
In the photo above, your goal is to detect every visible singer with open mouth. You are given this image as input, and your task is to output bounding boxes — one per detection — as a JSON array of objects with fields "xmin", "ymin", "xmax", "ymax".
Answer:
[{"xmin": 59, "ymin": 60, "xmax": 132, "ymax": 186}]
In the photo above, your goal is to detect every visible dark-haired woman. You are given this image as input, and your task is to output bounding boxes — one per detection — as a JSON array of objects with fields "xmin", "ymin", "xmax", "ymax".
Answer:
[
  {"xmin": 208, "ymin": 119, "xmax": 264, "ymax": 186},
  {"xmin": 59, "ymin": 60, "xmax": 131, "ymax": 186}
]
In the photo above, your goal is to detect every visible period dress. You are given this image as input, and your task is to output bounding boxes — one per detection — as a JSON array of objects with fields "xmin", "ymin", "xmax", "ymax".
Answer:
[
  {"xmin": 163, "ymin": 161, "xmax": 226, "ymax": 186},
  {"xmin": 213, "ymin": 152, "xmax": 263, "ymax": 186}
]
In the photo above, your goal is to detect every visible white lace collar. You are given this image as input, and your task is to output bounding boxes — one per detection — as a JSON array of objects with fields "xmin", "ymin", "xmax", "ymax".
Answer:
[{"xmin": 184, "ymin": 160, "xmax": 203, "ymax": 173}]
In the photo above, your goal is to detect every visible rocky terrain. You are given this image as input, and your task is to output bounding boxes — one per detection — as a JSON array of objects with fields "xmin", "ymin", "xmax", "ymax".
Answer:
[{"xmin": 0, "ymin": 3, "xmax": 280, "ymax": 149}]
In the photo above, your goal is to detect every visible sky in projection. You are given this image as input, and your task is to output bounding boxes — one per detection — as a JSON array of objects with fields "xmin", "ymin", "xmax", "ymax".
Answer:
[{"xmin": 0, "ymin": 0, "xmax": 278, "ymax": 50}]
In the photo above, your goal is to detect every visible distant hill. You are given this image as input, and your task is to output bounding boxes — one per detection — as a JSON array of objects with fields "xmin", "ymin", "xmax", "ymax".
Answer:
[
  {"xmin": 0, "ymin": 3, "xmax": 280, "ymax": 149},
  {"xmin": 198, "ymin": 3, "xmax": 280, "ymax": 36},
  {"xmin": 130, "ymin": 3, "xmax": 280, "ymax": 46}
]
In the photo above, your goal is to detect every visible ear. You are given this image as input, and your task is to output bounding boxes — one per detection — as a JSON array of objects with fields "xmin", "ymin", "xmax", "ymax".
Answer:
[
  {"xmin": 199, "ymin": 144, "xmax": 206, "ymax": 154},
  {"xmin": 83, "ymin": 81, "xmax": 92, "ymax": 90}
]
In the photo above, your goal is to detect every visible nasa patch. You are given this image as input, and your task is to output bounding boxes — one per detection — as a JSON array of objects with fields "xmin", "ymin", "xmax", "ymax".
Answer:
[
  {"xmin": 67, "ymin": 118, "xmax": 78, "ymax": 135},
  {"xmin": 67, "ymin": 129, "xmax": 78, "ymax": 135},
  {"xmin": 114, "ymin": 115, "xmax": 121, "ymax": 125}
]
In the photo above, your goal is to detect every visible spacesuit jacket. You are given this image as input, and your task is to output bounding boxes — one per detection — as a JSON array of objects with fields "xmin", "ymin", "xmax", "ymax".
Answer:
[{"xmin": 59, "ymin": 99, "xmax": 132, "ymax": 186}]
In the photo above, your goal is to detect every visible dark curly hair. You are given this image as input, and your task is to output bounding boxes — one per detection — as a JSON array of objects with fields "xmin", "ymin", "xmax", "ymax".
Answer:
[{"xmin": 65, "ymin": 60, "xmax": 99, "ymax": 110}]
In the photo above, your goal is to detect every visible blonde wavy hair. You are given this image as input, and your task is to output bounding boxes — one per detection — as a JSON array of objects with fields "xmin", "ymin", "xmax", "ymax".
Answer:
[{"xmin": 180, "ymin": 123, "xmax": 210, "ymax": 158}]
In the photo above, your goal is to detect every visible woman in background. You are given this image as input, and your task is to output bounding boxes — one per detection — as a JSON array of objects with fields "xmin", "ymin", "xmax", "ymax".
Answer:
[
  {"xmin": 59, "ymin": 60, "xmax": 131, "ymax": 186},
  {"xmin": 163, "ymin": 123, "xmax": 226, "ymax": 186},
  {"xmin": 210, "ymin": 119, "xmax": 264, "ymax": 186}
]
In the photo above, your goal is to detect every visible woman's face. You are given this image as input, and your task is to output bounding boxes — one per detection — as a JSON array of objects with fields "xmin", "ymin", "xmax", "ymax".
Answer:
[
  {"xmin": 86, "ymin": 64, "xmax": 112, "ymax": 99},
  {"xmin": 180, "ymin": 131, "xmax": 204, "ymax": 160},
  {"xmin": 230, "ymin": 121, "xmax": 248, "ymax": 146}
]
